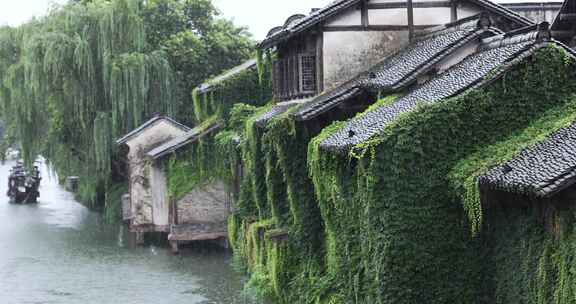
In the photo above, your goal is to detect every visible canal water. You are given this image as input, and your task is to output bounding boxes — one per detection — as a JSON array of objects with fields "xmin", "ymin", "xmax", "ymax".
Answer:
[{"xmin": 0, "ymin": 160, "xmax": 256, "ymax": 304}]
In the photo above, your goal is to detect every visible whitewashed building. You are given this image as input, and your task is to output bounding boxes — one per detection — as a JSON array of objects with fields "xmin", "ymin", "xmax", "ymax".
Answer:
[{"xmin": 116, "ymin": 115, "xmax": 190, "ymax": 243}]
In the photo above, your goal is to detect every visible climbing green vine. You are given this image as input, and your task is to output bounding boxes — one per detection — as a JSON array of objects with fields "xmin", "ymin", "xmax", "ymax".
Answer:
[{"xmin": 303, "ymin": 46, "xmax": 576, "ymax": 303}]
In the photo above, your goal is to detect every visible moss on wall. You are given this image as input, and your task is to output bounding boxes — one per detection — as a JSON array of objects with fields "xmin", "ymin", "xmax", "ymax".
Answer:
[
  {"xmin": 192, "ymin": 52, "xmax": 273, "ymax": 124},
  {"xmin": 303, "ymin": 46, "xmax": 576, "ymax": 303},
  {"xmin": 225, "ymin": 45, "xmax": 576, "ymax": 303}
]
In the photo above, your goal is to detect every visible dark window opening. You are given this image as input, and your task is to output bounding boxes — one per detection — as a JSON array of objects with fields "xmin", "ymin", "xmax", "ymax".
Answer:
[{"xmin": 273, "ymin": 53, "xmax": 317, "ymax": 100}]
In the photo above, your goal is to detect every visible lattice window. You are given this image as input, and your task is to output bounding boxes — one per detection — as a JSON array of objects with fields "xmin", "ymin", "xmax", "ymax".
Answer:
[
  {"xmin": 272, "ymin": 53, "xmax": 317, "ymax": 100},
  {"xmin": 299, "ymin": 54, "xmax": 316, "ymax": 94}
]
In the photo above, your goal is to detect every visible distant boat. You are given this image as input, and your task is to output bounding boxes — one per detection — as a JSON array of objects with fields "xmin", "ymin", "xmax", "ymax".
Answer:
[{"xmin": 7, "ymin": 163, "xmax": 41, "ymax": 204}]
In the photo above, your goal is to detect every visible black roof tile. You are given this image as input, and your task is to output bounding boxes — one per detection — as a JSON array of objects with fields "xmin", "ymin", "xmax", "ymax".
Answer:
[
  {"xmin": 196, "ymin": 59, "xmax": 257, "ymax": 94},
  {"xmin": 293, "ymin": 16, "xmax": 496, "ymax": 121},
  {"xmin": 259, "ymin": 0, "xmax": 362, "ymax": 49},
  {"xmin": 116, "ymin": 116, "xmax": 190, "ymax": 145},
  {"xmin": 259, "ymin": 0, "xmax": 533, "ymax": 49},
  {"xmin": 147, "ymin": 122, "xmax": 222, "ymax": 160},
  {"xmin": 254, "ymin": 99, "xmax": 313, "ymax": 128},
  {"xmin": 479, "ymin": 122, "xmax": 576, "ymax": 197},
  {"xmin": 320, "ymin": 32, "xmax": 544, "ymax": 153}
]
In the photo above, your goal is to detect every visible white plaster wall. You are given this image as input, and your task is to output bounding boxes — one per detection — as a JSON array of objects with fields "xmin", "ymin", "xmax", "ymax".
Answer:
[
  {"xmin": 325, "ymin": 8, "xmax": 362, "ymax": 26},
  {"xmin": 125, "ymin": 120, "xmax": 187, "ymax": 227},
  {"xmin": 150, "ymin": 163, "xmax": 169, "ymax": 227},
  {"xmin": 413, "ymin": 7, "xmax": 452, "ymax": 25},
  {"xmin": 457, "ymin": 3, "xmax": 482, "ymax": 19},
  {"xmin": 323, "ymin": 31, "xmax": 410, "ymax": 90},
  {"xmin": 126, "ymin": 121, "xmax": 186, "ymax": 160},
  {"xmin": 435, "ymin": 40, "xmax": 479, "ymax": 73},
  {"xmin": 368, "ymin": 8, "xmax": 408, "ymax": 25},
  {"xmin": 128, "ymin": 162, "xmax": 153, "ymax": 227},
  {"xmin": 176, "ymin": 181, "xmax": 230, "ymax": 224}
]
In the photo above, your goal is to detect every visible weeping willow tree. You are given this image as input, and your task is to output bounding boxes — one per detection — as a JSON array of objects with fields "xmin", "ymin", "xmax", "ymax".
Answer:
[{"xmin": 0, "ymin": 0, "xmax": 180, "ymax": 214}]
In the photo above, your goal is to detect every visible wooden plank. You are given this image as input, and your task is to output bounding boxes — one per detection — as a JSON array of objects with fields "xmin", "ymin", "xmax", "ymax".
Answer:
[
  {"xmin": 559, "ymin": 13, "xmax": 576, "ymax": 21},
  {"xmin": 316, "ymin": 29, "xmax": 324, "ymax": 93},
  {"xmin": 367, "ymin": 1, "xmax": 451, "ymax": 9},
  {"xmin": 129, "ymin": 224, "xmax": 169, "ymax": 233},
  {"xmin": 168, "ymin": 232, "xmax": 227, "ymax": 242},
  {"xmin": 122, "ymin": 193, "xmax": 132, "ymax": 221},
  {"xmin": 323, "ymin": 24, "xmax": 436, "ymax": 32}
]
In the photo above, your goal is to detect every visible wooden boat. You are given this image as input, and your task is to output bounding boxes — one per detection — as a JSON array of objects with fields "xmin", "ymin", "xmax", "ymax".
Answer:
[{"xmin": 7, "ymin": 163, "xmax": 41, "ymax": 204}]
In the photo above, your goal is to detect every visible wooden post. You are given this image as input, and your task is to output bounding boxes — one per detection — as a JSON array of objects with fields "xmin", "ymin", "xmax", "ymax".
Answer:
[
  {"xmin": 170, "ymin": 241, "xmax": 180, "ymax": 254},
  {"xmin": 407, "ymin": 0, "xmax": 414, "ymax": 41},
  {"xmin": 135, "ymin": 231, "xmax": 145, "ymax": 245},
  {"xmin": 450, "ymin": 0, "xmax": 458, "ymax": 23},
  {"xmin": 361, "ymin": 0, "xmax": 369, "ymax": 29},
  {"xmin": 220, "ymin": 237, "xmax": 229, "ymax": 249}
]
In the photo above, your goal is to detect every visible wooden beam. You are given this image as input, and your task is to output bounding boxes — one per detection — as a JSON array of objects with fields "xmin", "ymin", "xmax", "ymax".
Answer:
[
  {"xmin": 361, "ymin": 0, "xmax": 369, "ymax": 28},
  {"xmin": 450, "ymin": 0, "xmax": 458, "ymax": 22},
  {"xmin": 559, "ymin": 13, "xmax": 576, "ymax": 21},
  {"xmin": 407, "ymin": 0, "xmax": 414, "ymax": 41},
  {"xmin": 367, "ymin": 1, "xmax": 451, "ymax": 9},
  {"xmin": 316, "ymin": 30, "xmax": 324, "ymax": 93},
  {"xmin": 552, "ymin": 30, "xmax": 576, "ymax": 38},
  {"xmin": 323, "ymin": 24, "xmax": 437, "ymax": 32}
]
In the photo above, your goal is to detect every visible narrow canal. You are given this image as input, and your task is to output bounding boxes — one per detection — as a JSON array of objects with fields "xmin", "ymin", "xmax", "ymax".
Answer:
[{"xmin": 0, "ymin": 160, "xmax": 255, "ymax": 304}]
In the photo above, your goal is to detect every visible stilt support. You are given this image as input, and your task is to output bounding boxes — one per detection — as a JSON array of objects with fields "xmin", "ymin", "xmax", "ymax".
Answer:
[
  {"xmin": 135, "ymin": 232, "xmax": 145, "ymax": 245},
  {"xmin": 170, "ymin": 240, "xmax": 180, "ymax": 254}
]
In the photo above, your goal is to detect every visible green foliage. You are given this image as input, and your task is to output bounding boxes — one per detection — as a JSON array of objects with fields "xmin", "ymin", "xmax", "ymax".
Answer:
[
  {"xmin": 450, "ymin": 100, "xmax": 576, "ymax": 233},
  {"xmin": 166, "ymin": 117, "xmax": 229, "ymax": 202},
  {"xmin": 303, "ymin": 46, "xmax": 576, "ymax": 303},
  {"xmin": 0, "ymin": 0, "xmax": 254, "ymax": 214},
  {"xmin": 141, "ymin": 0, "xmax": 217, "ymax": 49},
  {"xmin": 192, "ymin": 53, "xmax": 273, "ymax": 124},
  {"xmin": 481, "ymin": 205, "xmax": 576, "ymax": 304},
  {"xmin": 104, "ymin": 181, "xmax": 128, "ymax": 223},
  {"xmin": 0, "ymin": 0, "xmax": 178, "ymax": 211}
]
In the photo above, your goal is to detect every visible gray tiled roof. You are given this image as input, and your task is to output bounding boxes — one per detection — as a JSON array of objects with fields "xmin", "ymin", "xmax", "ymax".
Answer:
[
  {"xmin": 320, "ymin": 32, "xmax": 544, "ymax": 153},
  {"xmin": 293, "ymin": 16, "xmax": 496, "ymax": 121},
  {"xmin": 147, "ymin": 122, "xmax": 222, "ymax": 160},
  {"xmin": 259, "ymin": 0, "xmax": 361, "ymax": 48},
  {"xmin": 116, "ymin": 116, "xmax": 190, "ymax": 145},
  {"xmin": 253, "ymin": 98, "xmax": 313, "ymax": 128},
  {"xmin": 469, "ymin": 0, "xmax": 535, "ymax": 25},
  {"xmin": 196, "ymin": 59, "xmax": 257, "ymax": 94},
  {"xmin": 479, "ymin": 122, "xmax": 576, "ymax": 197},
  {"xmin": 259, "ymin": 0, "xmax": 533, "ymax": 49}
]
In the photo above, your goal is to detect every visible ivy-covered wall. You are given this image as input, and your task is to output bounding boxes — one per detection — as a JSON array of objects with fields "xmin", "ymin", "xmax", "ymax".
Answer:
[
  {"xmin": 305, "ymin": 46, "xmax": 576, "ymax": 303},
  {"xmin": 166, "ymin": 51, "xmax": 274, "ymax": 207},
  {"xmin": 192, "ymin": 52, "xmax": 273, "ymax": 124},
  {"xmin": 229, "ymin": 104, "xmax": 330, "ymax": 303},
  {"xmin": 225, "ymin": 45, "xmax": 576, "ymax": 303}
]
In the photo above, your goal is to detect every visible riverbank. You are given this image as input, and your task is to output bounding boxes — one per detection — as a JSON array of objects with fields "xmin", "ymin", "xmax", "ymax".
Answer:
[{"xmin": 0, "ymin": 160, "xmax": 258, "ymax": 304}]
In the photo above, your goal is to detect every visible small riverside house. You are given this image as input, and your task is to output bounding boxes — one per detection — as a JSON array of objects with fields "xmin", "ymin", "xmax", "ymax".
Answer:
[
  {"xmin": 116, "ymin": 115, "xmax": 190, "ymax": 243},
  {"xmin": 147, "ymin": 121, "xmax": 228, "ymax": 253}
]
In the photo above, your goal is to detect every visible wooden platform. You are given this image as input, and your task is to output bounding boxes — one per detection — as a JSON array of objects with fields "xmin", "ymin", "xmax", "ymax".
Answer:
[{"xmin": 168, "ymin": 221, "xmax": 228, "ymax": 253}]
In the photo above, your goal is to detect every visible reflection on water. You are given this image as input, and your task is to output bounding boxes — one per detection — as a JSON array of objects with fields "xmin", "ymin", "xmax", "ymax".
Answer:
[{"xmin": 0, "ymin": 160, "xmax": 257, "ymax": 304}]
